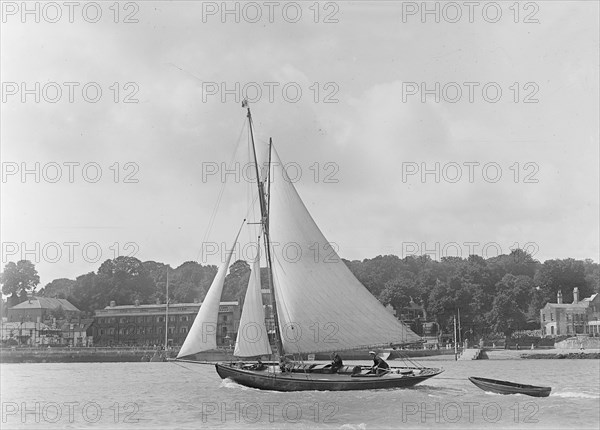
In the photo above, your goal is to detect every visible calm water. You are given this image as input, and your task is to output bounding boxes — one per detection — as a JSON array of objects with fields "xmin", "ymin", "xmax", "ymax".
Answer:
[{"xmin": 1, "ymin": 359, "xmax": 599, "ymax": 429}]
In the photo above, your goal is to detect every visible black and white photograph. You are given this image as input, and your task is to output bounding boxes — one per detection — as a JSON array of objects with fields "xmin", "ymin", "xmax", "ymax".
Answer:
[{"xmin": 1, "ymin": 1, "xmax": 599, "ymax": 429}]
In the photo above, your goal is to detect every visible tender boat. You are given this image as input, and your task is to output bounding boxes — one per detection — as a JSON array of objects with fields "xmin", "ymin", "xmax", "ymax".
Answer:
[{"xmin": 469, "ymin": 376, "xmax": 551, "ymax": 397}]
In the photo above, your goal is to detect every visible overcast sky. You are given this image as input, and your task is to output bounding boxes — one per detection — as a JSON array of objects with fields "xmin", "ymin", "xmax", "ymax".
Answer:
[{"xmin": 1, "ymin": 1, "xmax": 598, "ymax": 288}]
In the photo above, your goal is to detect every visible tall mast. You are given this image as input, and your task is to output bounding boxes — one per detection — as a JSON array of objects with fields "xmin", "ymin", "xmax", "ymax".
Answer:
[{"xmin": 245, "ymin": 102, "xmax": 284, "ymax": 357}]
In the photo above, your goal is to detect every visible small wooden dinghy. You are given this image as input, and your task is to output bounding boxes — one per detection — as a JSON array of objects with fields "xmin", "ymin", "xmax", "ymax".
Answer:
[{"xmin": 469, "ymin": 376, "xmax": 551, "ymax": 397}]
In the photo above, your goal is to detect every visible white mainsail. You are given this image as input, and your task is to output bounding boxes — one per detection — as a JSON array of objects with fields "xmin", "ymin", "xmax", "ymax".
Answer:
[
  {"xmin": 266, "ymin": 147, "xmax": 421, "ymax": 354},
  {"xmin": 177, "ymin": 228, "xmax": 242, "ymax": 358},
  {"xmin": 234, "ymin": 254, "xmax": 272, "ymax": 357}
]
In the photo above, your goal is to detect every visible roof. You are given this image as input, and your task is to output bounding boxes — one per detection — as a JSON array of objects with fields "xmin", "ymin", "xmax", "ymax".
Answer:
[
  {"xmin": 9, "ymin": 298, "xmax": 80, "ymax": 312},
  {"xmin": 95, "ymin": 301, "xmax": 239, "ymax": 317},
  {"xmin": 101, "ymin": 301, "xmax": 238, "ymax": 310},
  {"xmin": 544, "ymin": 303, "xmax": 588, "ymax": 310},
  {"xmin": 543, "ymin": 293, "xmax": 599, "ymax": 310}
]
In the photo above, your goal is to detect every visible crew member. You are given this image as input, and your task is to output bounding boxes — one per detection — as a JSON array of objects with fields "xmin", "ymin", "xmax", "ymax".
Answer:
[
  {"xmin": 369, "ymin": 351, "xmax": 389, "ymax": 374},
  {"xmin": 331, "ymin": 352, "xmax": 343, "ymax": 371}
]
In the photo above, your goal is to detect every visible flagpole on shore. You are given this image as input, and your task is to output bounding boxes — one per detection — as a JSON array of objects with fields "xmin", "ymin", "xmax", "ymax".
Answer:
[
  {"xmin": 164, "ymin": 270, "xmax": 169, "ymax": 350},
  {"xmin": 454, "ymin": 314, "xmax": 458, "ymax": 361}
]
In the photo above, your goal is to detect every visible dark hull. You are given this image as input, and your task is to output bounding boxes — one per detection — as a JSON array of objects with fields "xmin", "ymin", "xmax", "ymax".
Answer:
[
  {"xmin": 469, "ymin": 377, "xmax": 551, "ymax": 397},
  {"xmin": 216, "ymin": 363, "xmax": 443, "ymax": 391}
]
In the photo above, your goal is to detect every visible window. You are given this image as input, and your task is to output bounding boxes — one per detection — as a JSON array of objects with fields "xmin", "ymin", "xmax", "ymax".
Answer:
[
  {"xmin": 181, "ymin": 316, "xmax": 188, "ymax": 322},
  {"xmin": 181, "ymin": 327, "xmax": 188, "ymax": 334},
  {"xmin": 169, "ymin": 316, "xmax": 176, "ymax": 322},
  {"xmin": 147, "ymin": 327, "xmax": 153, "ymax": 334},
  {"xmin": 157, "ymin": 317, "xmax": 164, "ymax": 323},
  {"xmin": 120, "ymin": 317, "xmax": 126, "ymax": 323},
  {"xmin": 223, "ymin": 315, "xmax": 228, "ymax": 322},
  {"xmin": 109, "ymin": 328, "xmax": 115, "ymax": 335},
  {"xmin": 542, "ymin": 314, "xmax": 546, "ymax": 321},
  {"xmin": 551, "ymin": 313, "xmax": 554, "ymax": 321},
  {"xmin": 100, "ymin": 329, "xmax": 105, "ymax": 335}
]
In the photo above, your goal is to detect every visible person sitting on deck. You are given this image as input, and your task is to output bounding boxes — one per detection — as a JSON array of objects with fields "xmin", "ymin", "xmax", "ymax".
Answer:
[
  {"xmin": 331, "ymin": 352, "xmax": 343, "ymax": 372},
  {"xmin": 279, "ymin": 355, "xmax": 291, "ymax": 372},
  {"xmin": 254, "ymin": 357, "xmax": 266, "ymax": 370},
  {"xmin": 369, "ymin": 351, "xmax": 390, "ymax": 374}
]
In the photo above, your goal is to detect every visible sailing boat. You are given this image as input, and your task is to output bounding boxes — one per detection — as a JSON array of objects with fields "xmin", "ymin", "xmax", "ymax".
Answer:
[{"xmin": 176, "ymin": 103, "xmax": 443, "ymax": 391}]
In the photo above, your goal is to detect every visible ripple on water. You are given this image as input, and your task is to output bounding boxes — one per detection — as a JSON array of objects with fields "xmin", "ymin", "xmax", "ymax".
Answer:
[{"xmin": 1, "ymin": 360, "xmax": 599, "ymax": 429}]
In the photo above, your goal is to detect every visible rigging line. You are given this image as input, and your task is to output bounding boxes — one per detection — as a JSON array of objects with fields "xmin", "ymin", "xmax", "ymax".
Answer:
[
  {"xmin": 197, "ymin": 118, "xmax": 247, "ymax": 263},
  {"xmin": 168, "ymin": 360, "xmax": 208, "ymax": 372}
]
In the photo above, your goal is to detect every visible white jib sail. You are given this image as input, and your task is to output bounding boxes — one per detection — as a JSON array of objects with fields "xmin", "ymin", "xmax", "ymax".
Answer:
[
  {"xmin": 177, "ymin": 227, "xmax": 243, "ymax": 358},
  {"xmin": 234, "ymin": 254, "xmax": 272, "ymax": 357},
  {"xmin": 266, "ymin": 147, "xmax": 421, "ymax": 354}
]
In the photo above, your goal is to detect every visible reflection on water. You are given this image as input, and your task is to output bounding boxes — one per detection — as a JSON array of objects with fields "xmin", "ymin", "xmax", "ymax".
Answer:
[{"xmin": 1, "ymin": 359, "xmax": 598, "ymax": 429}]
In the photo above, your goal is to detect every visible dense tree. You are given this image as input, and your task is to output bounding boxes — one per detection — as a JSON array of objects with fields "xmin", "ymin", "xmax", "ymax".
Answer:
[
  {"xmin": 427, "ymin": 280, "xmax": 457, "ymax": 329},
  {"xmin": 345, "ymin": 255, "xmax": 404, "ymax": 297},
  {"xmin": 486, "ymin": 291, "xmax": 527, "ymax": 337},
  {"xmin": 488, "ymin": 249, "xmax": 539, "ymax": 279},
  {"xmin": 1, "ymin": 261, "xmax": 40, "ymax": 300},
  {"xmin": 583, "ymin": 259, "xmax": 600, "ymax": 295},
  {"xmin": 21, "ymin": 248, "xmax": 598, "ymax": 341},
  {"xmin": 39, "ymin": 278, "xmax": 76, "ymax": 298},
  {"xmin": 495, "ymin": 274, "xmax": 535, "ymax": 312},
  {"xmin": 171, "ymin": 261, "xmax": 217, "ymax": 303},
  {"xmin": 379, "ymin": 272, "xmax": 418, "ymax": 315},
  {"xmin": 222, "ymin": 260, "xmax": 251, "ymax": 302},
  {"xmin": 534, "ymin": 259, "xmax": 588, "ymax": 304}
]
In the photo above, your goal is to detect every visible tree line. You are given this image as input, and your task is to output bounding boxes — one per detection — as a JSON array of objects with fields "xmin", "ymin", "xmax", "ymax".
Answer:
[{"xmin": 2, "ymin": 249, "xmax": 598, "ymax": 338}]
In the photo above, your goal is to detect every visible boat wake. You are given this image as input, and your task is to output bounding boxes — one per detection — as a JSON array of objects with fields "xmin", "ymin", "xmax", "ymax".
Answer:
[
  {"xmin": 412, "ymin": 385, "xmax": 466, "ymax": 397},
  {"xmin": 551, "ymin": 391, "xmax": 599, "ymax": 399},
  {"xmin": 219, "ymin": 377, "xmax": 254, "ymax": 391}
]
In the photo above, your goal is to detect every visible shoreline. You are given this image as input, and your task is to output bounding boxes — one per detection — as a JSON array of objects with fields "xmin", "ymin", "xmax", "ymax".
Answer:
[
  {"xmin": 2, "ymin": 346, "xmax": 599, "ymax": 363},
  {"xmin": 409, "ymin": 347, "xmax": 600, "ymax": 361}
]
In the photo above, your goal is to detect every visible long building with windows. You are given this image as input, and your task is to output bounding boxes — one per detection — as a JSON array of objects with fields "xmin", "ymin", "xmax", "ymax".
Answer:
[
  {"xmin": 540, "ymin": 288, "xmax": 600, "ymax": 337},
  {"xmin": 92, "ymin": 300, "xmax": 240, "ymax": 347}
]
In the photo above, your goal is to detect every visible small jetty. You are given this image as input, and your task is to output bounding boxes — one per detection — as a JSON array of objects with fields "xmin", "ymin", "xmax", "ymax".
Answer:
[{"xmin": 459, "ymin": 348, "xmax": 482, "ymax": 360}]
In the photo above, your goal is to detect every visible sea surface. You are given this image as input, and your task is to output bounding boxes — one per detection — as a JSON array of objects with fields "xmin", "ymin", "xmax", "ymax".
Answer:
[{"xmin": 1, "ymin": 359, "xmax": 599, "ymax": 429}]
